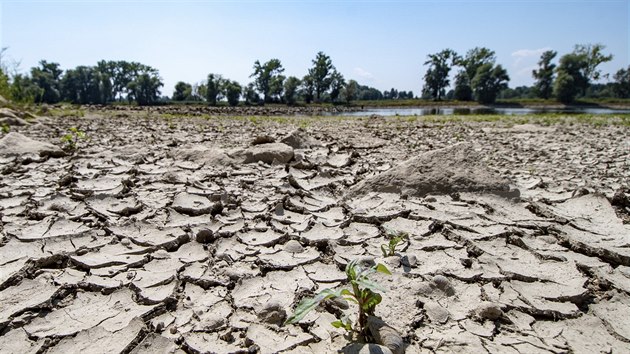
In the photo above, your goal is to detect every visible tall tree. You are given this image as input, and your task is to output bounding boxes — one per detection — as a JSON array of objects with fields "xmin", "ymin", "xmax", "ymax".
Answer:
[
  {"xmin": 243, "ymin": 83, "xmax": 260, "ymax": 105},
  {"xmin": 224, "ymin": 80, "xmax": 242, "ymax": 106},
  {"xmin": 250, "ymin": 59, "xmax": 284, "ymax": 103},
  {"xmin": 471, "ymin": 63, "xmax": 509, "ymax": 104},
  {"xmin": 10, "ymin": 74, "xmax": 40, "ymax": 103},
  {"xmin": 283, "ymin": 76, "xmax": 301, "ymax": 105},
  {"xmin": 422, "ymin": 49, "xmax": 458, "ymax": 100},
  {"xmin": 127, "ymin": 69, "xmax": 163, "ymax": 106},
  {"xmin": 453, "ymin": 47, "xmax": 496, "ymax": 101},
  {"xmin": 300, "ymin": 74, "xmax": 315, "ymax": 104},
  {"xmin": 613, "ymin": 66, "xmax": 630, "ymax": 98},
  {"xmin": 308, "ymin": 52, "xmax": 334, "ymax": 102},
  {"xmin": 573, "ymin": 43, "xmax": 613, "ymax": 82},
  {"xmin": 532, "ymin": 50, "xmax": 557, "ymax": 99},
  {"xmin": 30, "ymin": 60, "xmax": 63, "ymax": 103},
  {"xmin": 554, "ymin": 44, "xmax": 613, "ymax": 103},
  {"xmin": 343, "ymin": 79, "xmax": 359, "ymax": 104},
  {"xmin": 453, "ymin": 71, "xmax": 472, "ymax": 101},
  {"xmin": 206, "ymin": 73, "xmax": 224, "ymax": 106},
  {"xmin": 172, "ymin": 81, "xmax": 193, "ymax": 101},
  {"xmin": 329, "ymin": 70, "xmax": 345, "ymax": 103},
  {"xmin": 62, "ymin": 66, "xmax": 110, "ymax": 104}
]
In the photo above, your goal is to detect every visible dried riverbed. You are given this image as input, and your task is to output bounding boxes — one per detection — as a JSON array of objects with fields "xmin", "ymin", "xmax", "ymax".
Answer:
[{"xmin": 1, "ymin": 108, "xmax": 629, "ymax": 353}]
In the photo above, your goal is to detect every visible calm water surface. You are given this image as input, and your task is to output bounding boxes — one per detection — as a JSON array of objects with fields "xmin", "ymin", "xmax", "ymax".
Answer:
[{"xmin": 335, "ymin": 107, "xmax": 630, "ymax": 116}]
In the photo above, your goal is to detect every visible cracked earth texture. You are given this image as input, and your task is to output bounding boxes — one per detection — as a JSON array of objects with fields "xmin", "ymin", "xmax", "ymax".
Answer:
[{"xmin": 0, "ymin": 107, "xmax": 629, "ymax": 354}]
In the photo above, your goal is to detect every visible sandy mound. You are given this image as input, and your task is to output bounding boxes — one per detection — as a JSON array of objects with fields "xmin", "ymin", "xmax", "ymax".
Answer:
[{"xmin": 347, "ymin": 142, "xmax": 519, "ymax": 199}]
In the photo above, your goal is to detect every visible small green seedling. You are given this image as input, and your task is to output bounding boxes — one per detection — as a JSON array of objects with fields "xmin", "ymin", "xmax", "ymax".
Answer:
[
  {"xmin": 381, "ymin": 230, "xmax": 409, "ymax": 257},
  {"xmin": 1, "ymin": 123, "xmax": 9, "ymax": 134},
  {"xmin": 284, "ymin": 260, "xmax": 391, "ymax": 342},
  {"xmin": 61, "ymin": 127, "xmax": 86, "ymax": 150}
]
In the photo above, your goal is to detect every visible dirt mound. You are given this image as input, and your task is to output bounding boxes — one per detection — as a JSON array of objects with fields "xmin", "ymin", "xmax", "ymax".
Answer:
[
  {"xmin": 0, "ymin": 132, "xmax": 65, "ymax": 160},
  {"xmin": 346, "ymin": 142, "xmax": 519, "ymax": 199}
]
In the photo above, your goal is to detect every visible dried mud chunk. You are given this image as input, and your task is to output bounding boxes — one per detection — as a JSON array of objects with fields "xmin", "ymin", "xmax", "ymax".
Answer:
[
  {"xmin": 423, "ymin": 300, "xmax": 449, "ymax": 324},
  {"xmin": 346, "ymin": 143, "xmax": 519, "ymax": 199},
  {"xmin": 341, "ymin": 343, "xmax": 394, "ymax": 354},
  {"xmin": 300, "ymin": 222, "xmax": 345, "ymax": 244},
  {"xmin": 590, "ymin": 291, "xmax": 630, "ymax": 341},
  {"xmin": 242, "ymin": 142, "xmax": 294, "ymax": 164},
  {"xmin": 283, "ymin": 240, "xmax": 305, "ymax": 253},
  {"xmin": 130, "ymin": 332, "xmax": 183, "ymax": 354},
  {"xmin": 473, "ymin": 301, "xmax": 504, "ymax": 321},
  {"xmin": 70, "ymin": 243, "xmax": 148, "ymax": 269},
  {"xmin": 16, "ymin": 216, "xmax": 90, "ymax": 241},
  {"xmin": 257, "ymin": 300, "xmax": 287, "ymax": 325},
  {"xmin": 281, "ymin": 128, "xmax": 322, "ymax": 149},
  {"xmin": 171, "ymin": 192, "xmax": 220, "ymax": 216},
  {"xmin": 24, "ymin": 288, "xmax": 156, "ymax": 338},
  {"xmin": 0, "ymin": 132, "xmax": 65, "ymax": 159},
  {"xmin": 246, "ymin": 323, "xmax": 314, "ymax": 354},
  {"xmin": 0, "ymin": 328, "xmax": 44, "ymax": 354},
  {"xmin": 47, "ymin": 317, "xmax": 145, "ymax": 354},
  {"xmin": 238, "ymin": 229, "xmax": 286, "ymax": 247},
  {"xmin": 366, "ymin": 316, "xmax": 404, "ymax": 354},
  {"xmin": 108, "ymin": 222, "xmax": 188, "ymax": 249},
  {"xmin": 257, "ymin": 245, "xmax": 321, "ymax": 270},
  {"xmin": 183, "ymin": 332, "xmax": 244, "ymax": 354},
  {"xmin": 0, "ymin": 278, "xmax": 60, "ymax": 328},
  {"xmin": 232, "ymin": 267, "xmax": 315, "ymax": 311}
]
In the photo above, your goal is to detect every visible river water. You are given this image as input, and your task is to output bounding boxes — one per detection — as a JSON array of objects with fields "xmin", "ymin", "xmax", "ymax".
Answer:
[{"xmin": 335, "ymin": 107, "xmax": 630, "ymax": 116}]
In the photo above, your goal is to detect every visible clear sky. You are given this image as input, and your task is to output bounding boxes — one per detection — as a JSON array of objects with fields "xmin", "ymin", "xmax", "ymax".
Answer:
[{"xmin": 1, "ymin": 0, "xmax": 628, "ymax": 97}]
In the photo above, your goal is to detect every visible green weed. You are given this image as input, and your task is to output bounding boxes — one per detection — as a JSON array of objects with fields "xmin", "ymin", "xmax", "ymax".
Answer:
[
  {"xmin": 381, "ymin": 230, "xmax": 409, "ymax": 257},
  {"xmin": 285, "ymin": 259, "xmax": 391, "ymax": 341},
  {"xmin": 61, "ymin": 127, "xmax": 86, "ymax": 151},
  {"xmin": 1, "ymin": 123, "xmax": 9, "ymax": 134}
]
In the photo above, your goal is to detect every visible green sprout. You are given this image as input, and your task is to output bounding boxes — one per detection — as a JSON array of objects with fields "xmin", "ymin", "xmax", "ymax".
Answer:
[
  {"xmin": 381, "ymin": 230, "xmax": 409, "ymax": 257},
  {"xmin": 61, "ymin": 127, "xmax": 86, "ymax": 151},
  {"xmin": 284, "ymin": 259, "xmax": 391, "ymax": 342},
  {"xmin": 1, "ymin": 123, "xmax": 9, "ymax": 134}
]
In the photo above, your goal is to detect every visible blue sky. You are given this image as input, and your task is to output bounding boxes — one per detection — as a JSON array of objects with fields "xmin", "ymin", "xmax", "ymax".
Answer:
[{"xmin": 1, "ymin": 0, "xmax": 628, "ymax": 96}]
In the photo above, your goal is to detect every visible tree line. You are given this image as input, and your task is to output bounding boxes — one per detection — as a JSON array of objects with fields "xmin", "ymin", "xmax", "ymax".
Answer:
[
  {"xmin": 171, "ymin": 52, "xmax": 413, "ymax": 106},
  {"xmin": 1, "ymin": 44, "xmax": 628, "ymax": 107},
  {"xmin": 421, "ymin": 43, "xmax": 629, "ymax": 103}
]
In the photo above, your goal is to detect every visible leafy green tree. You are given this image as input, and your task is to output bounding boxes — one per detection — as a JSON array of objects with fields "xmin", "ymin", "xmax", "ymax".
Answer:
[
  {"xmin": 127, "ymin": 71, "xmax": 163, "ymax": 106},
  {"xmin": 553, "ymin": 44, "xmax": 613, "ymax": 103},
  {"xmin": 0, "ymin": 67, "xmax": 9, "ymax": 100},
  {"xmin": 172, "ymin": 81, "xmax": 193, "ymax": 101},
  {"xmin": 553, "ymin": 71, "xmax": 577, "ymax": 104},
  {"xmin": 10, "ymin": 74, "xmax": 39, "ymax": 103},
  {"xmin": 471, "ymin": 63, "xmax": 509, "ymax": 104},
  {"xmin": 453, "ymin": 72, "xmax": 472, "ymax": 101},
  {"xmin": 574, "ymin": 43, "xmax": 613, "ymax": 82},
  {"xmin": 422, "ymin": 49, "xmax": 458, "ymax": 100},
  {"xmin": 532, "ymin": 50, "xmax": 557, "ymax": 99},
  {"xmin": 192, "ymin": 82, "xmax": 207, "ymax": 101},
  {"xmin": 30, "ymin": 60, "xmax": 63, "ymax": 103},
  {"xmin": 308, "ymin": 52, "xmax": 334, "ymax": 102},
  {"xmin": 250, "ymin": 59, "xmax": 284, "ymax": 103},
  {"xmin": 62, "ymin": 66, "xmax": 105, "ymax": 104},
  {"xmin": 224, "ymin": 80, "xmax": 242, "ymax": 106},
  {"xmin": 613, "ymin": 66, "xmax": 630, "ymax": 98},
  {"xmin": 343, "ymin": 79, "xmax": 359, "ymax": 103},
  {"xmin": 300, "ymin": 74, "xmax": 315, "ymax": 104},
  {"xmin": 453, "ymin": 47, "xmax": 496, "ymax": 101},
  {"xmin": 553, "ymin": 53, "xmax": 588, "ymax": 103},
  {"xmin": 283, "ymin": 76, "xmax": 301, "ymax": 105},
  {"xmin": 206, "ymin": 73, "xmax": 225, "ymax": 106},
  {"xmin": 329, "ymin": 70, "xmax": 345, "ymax": 103},
  {"xmin": 243, "ymin": 83, "xmax": 260, "ymax": 105}
]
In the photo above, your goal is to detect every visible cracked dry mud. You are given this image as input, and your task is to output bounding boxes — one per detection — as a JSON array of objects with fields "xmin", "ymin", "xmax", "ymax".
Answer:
[{"xmin": 1, "ymin": 109, "xmax": 630, "ymax": 354}]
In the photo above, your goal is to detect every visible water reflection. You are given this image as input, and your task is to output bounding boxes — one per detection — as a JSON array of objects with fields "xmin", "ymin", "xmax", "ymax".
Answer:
[{"xmin": 335, "ymin": 107, "xmax": 630, "ymax": 116}]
